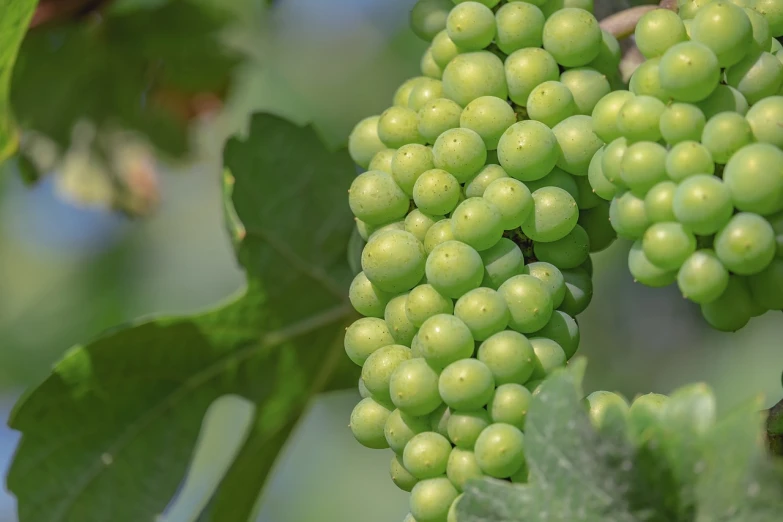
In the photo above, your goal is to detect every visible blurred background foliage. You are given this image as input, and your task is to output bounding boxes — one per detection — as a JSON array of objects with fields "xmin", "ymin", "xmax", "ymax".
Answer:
[{"xmin": 0, "ymin": 0, "xmax": 781, "ymax": 521}]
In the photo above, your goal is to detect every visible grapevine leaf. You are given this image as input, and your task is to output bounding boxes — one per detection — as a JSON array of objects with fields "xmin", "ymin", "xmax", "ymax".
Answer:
[
  {"xmin": 0, "ymin": 0, "xmax": 37, "ymax": 162},
  {"xmin": 6, "ymin": 114, "xmax": 360, "ymax": 522}
]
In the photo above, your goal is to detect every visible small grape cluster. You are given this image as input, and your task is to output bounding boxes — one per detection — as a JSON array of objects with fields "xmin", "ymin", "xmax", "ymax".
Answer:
[
  {"xmin": 588, "ymin": 0, "xmax": 783, "ymax": 332},
  {"xmin": 344, "ymin": 1, "xmax": 616, "ymax": 520}
]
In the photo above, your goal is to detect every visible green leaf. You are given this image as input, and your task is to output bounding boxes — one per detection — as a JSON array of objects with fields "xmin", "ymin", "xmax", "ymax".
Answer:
[
  {"xmin": 0, "ymin": 0, "xmax": 37, "ymax": 161},
  {"xmin": 7, "ymin": 114, "xmax": 360, "ymax": 522}
]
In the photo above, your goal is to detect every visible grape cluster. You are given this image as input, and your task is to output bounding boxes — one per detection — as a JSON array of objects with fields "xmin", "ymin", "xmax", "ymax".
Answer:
[
  {"xmin": 588, "ymin": 1, "xmax": 783, "ymax": 332},
  {"xmin": 345, "ymin": 1, "xmax": 615, "ymax": 520}
]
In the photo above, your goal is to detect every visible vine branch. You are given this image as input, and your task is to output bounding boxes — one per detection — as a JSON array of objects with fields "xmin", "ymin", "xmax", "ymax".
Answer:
[{"xmin": 600, "ymin": 0, "xmax": 678, "ymax": 39}]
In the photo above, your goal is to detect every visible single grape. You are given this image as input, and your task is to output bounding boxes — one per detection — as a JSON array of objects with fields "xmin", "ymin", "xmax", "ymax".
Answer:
[
  {"xmin": 424, "ymin": 218, "xmax": 456, "ymax": 253},
  {"xmin": 350, "ymin": 397, "xmax": 392, "ymax": 449},
  {"xmin": 586, "ymin": 391, "xmax": 629, "ymax": 431},
  {"xmin": 426, "ymin": 240, "xmax": 485, "ymax": 298},
  {"xmin": 533, "ymin": 310, "xmax": 580, "ymax": 359},
  {"xmin": 499, "ymin": 274, "xmax": 555, "ymax": 333},
  {"xmin": 697, "ymin": 84, "xmax": 749, "ymax": 119},
  {"xmin": 482, "ymin": 178, "xmax": 534, "ymax": 230},
  {"xmin": 522, "ymin": 187, "xmax": 579, "ymax": 242},
  {"xmin": 660, "ymin": 103, "xmax": 706, "ymax": 145},
  {"xmin": 690, "ymin": 1, "xmax": 753, "ymax": 67},
  {"xmin": 617, "ymin": 95, "xmax": 666, "ymax": 142},
  {"xmin": 523, "ymin": 261, "xmax": 567, "ymax": 309},
  {"xmin": 433, "ymin": 127, "xmax": 487, "ymax": 182},
  {"xmin": 417, "ymin": 313, "xmax": 476, "ymax": 369},
  {"xmin": 579, "ymin": 202, "xmax": 617, "ymax": 252},
  {"xmin": 439, "ymin": 358, "xmax": 495, "ymax": 410},
  {"xmin": 345, "ymin": 317, "xmax": 395, "ymax": 366},
  {"xmin": 700, "ymin": 275, "xmax": 755, "ymax": 331},
  {"xmin": 635, "ymin": 8, "xmax": 688, "ymax": 58},
  {"xmin": 495, "ymin": 1, "xmax": 545, "ymax": 54},
  {"xmin": 659, "ymin": 41, "xmax": 720, "ymax": 102},
  {"xmin": 406, "ymin": 284, "xmax": 454, "ymax": 328},
  {"xmin": 460, "ymin": 96, "xmax": 516, "ymax": 150},
  {"xmin": 442, "ymin": 51, "xmax": 509, "ymax": 107},
  {"xmin": 587, "ymin": 147, "xmax": 619, "ymax": 201},
  {"xmin": 745, "ymin": 6, "xmax": 773, "ymax": 54},
  {"xmin": 677, "ymin": 249, "xmax": 729, "ymax": 303},
  {"xmin": 665, "ymin": 141, "xmax": 714, "ymax": 182},
  {"xmin": 395, "ymin": 77, "xmax": 428, "ymax": 108},
  {"xmin": 673, "ymin": 175, "xmax": 734, "ymax": 235},
  {"xmin": 379, "ymin": 106, "xmax": 426, "ymax": 148},
  {"xmin": 429, "ymin": 405, "xmax": 450, "ymax": 439},
  {"xmin": 349, "ymin": 115, "xmax": 386, "ymax": 168},
  {"xmin": 451, "ymin": 197, "xmax": 504, "ymax": 251},
  {"xmin": 701, "ymin": 112, "xmax": 753, "ymax": 164},
  {"xmin": 552, "ymin": 114, "xmax": 603, "ymax": 176},
  {"xmin": 474, "ymin": 423, "xmax": 526, "ymax": 478},
  {"xmin": 746, "ymin": 95, "xmax": 783, "ymax": 147},
  {"xmin": 446, "ymin": 1, "xmax": 496, "ymax": 51},
  {"xmin": 627, "ymin": 393, "xmax": 668, "ymax": 443},
  {"xmin": 561, "ymin": 67, "xmax": 612, "ymax": 115},
  {"xmin": 403, "ymin": 431, "xmax": 452, "ymax": 479},
  {"xmin": 406, "ymin": 210, "xmax": 444, "ymax": 243},
  {"xmin": 418, "ymin": 98, "xmax": 463, "ymax": 144},
  {"xmin": 628, "ymin": 58, "xmax": 669, "ymax": 102},
  {"xmin": 465, "ymin": 164, "xmax": 508, "ymax": 198},
  {"xmin": 410, "ymin": 0, "xmax": 453, "ymax": 41},
  {"xmin": 390, "ymin": 358, "xmax": 443, "ymax": 416},
  {"xmin": 756, "ymin": 0, "xmax": 783, "ymax": 37},
  {"xmin": 421, "ymin": 47, "xmax": 444, "ymax": 79},
  {"xmin": 477, "ymin": 330, "xmax": 536, "ymax": 386},
  {"xmin": 431, "ymin": 30, "xmax": 460, "ymax": 69},
  {"xmin": 497, "ymin": 120, "xmax": 561, "ymax": 181},
  {"xmin": 591, "ymin": 90, "xmax": 634, "ymax": 143},
  {"xmin": 533, "ymin": 225, "xmax": 590, "ymax": 269},
  {"xmin": 414, "ymin": 168, "xmax": 462, "ymax": 216},
  {"xmin": 559, "ymin": 267, "xmax": 594, "ymax": 315},
  {"xmin": 447, "ymin": 409, "xmax": 491, "ymax": 449},
  {"xmin": 714, "ymin": 213, "xmax": 776, "ymax": 275},
  {"xmin": 620, "ymin": 141, "xmax": 668, "ymax": 196},
  {"xmin": 349, "ymin": 170, "xmax": 409, "ymax": 225},
  {"xmin": 454, "ymin": 287, "xmax": 510, "ymax": 340},
  {"xmin": 505, "ymin": 47, "xmax": 561, "ymax": 106},
  {"xmin": 446, "ymin": 448, "xmax": 485, "ymax": 491},
  {"xmin": 530, "ymin": 337, "xmax": 567, "ymax": 379},
  {"xmin": 726, "ymin": 51, "xmax": 783, "ymax": 105},
  {"xmin": 392, "ymin": 144, "xmax": 435, "ymax": 196},
  {"xmin": 488, "ymin": 383, "xmax": 532, "ymax": 430},
  {"xmin": 391, "ymin": 454, "xmax": 419, "ymax": 492},
  {"xmin": 524, "ymin": 167, "xmax": 579, "ymax": 202},
  {"xmin": 349, "ymin": 271, "xmax": 393, "ymax": 318},
  {"xmin": 410, "ymin": 477, "xmax": 459, "ymax": 522},
  {"xmin": 386, "ymin": 409, "xmax": 431, "ymax": 456},
  {"xmin": 748, "ymin": 258, "xmax": 783, "ymax": 310},
  {"xmin": 610, "ymin": 191, "xmax": 650, "ymax": 240},
  {"xmin": 409, "ymin": 79, "xmax": 445, "ymax": 112},
  {"xmin": 628, "ymin": 240, "xmax": 677, "ymax": 287},
  {"xmin": 362, "ymin": 229, "xmax": 426, "ymax": 293},
  {"xmin": 601, "ymin": 137, "xmax": 627, "ymax": 186},
  {"xmin": 643, "ymin": 222, "xmax": 697, "ymax": 271},
  {"xmin": 723, "ymin": 143, "xmax": 783, "ymax": 215},
  {"xmin": 479, "ymin": 238, "xmax": 525, "ymax": 289},
  {"xmin": 542, "ymin": 8, "xmax": 602, "ymax": 67},
  {"xmin": 369, "ymin": 148, "xmax": 396, "ymax": 174},
  {"xmin": 386, "ymin": 294, "xmax": 418, "ymax": 346},
  {"xmin": 644, "ymin": 181, "xmax": 677, "ymax": 223},
  {"xmin": 526, "ymin": 81, "xmax": 579, "ymax": 128},
  {"xmin": 363, "ymin": 344, "xmax": 413, "ymax": 402}
]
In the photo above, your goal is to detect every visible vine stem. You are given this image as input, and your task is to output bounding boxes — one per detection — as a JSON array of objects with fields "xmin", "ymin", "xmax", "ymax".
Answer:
[{"xmin": 600, "ymin": 0, "xmax": 679, "ymax": 39}]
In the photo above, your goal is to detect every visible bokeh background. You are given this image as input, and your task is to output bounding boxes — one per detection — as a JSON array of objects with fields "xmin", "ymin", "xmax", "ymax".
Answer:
[{"xmin": 1, "ymin": 1, "xmax": 782, "ymax": 521}]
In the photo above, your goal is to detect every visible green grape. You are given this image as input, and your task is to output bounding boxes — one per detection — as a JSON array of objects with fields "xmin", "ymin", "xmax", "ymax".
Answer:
[
  {"xmin": 363, "ymin": 344, "xmax": 413, "ymax": 402},
  {"xmin": 659, "ymin": 41, "xmax": 720, "ymax": 102},
  {"xmin": 454, "ymin": 287, "xmax": 510, "ymax": 340},
  {"xmin": 771, "ymin": 38, "xmax": 783, "ymax": 53},
  {"xmin": 587, "ymin": 29, "xmax": 622, "ymax": 77},
  {"xmin": 746, "ymin": 95, "xmax": 783, "ymax": 147},
  {"xmin": 522, "ymin": 187, "xmax": 579, "ymax": 242},
  {"xmin": 409, "ymin": 80, "xmax": 445, "ymax": 115},
  {"xmin": 574, "ymin": 174, "xmax": 603, "ymax": 210},
  {"xmin": 386, "ymin": 294, "xmax": 418, "ymax": 346},
  {"xmin": 446, "ymin": 448, "xmax": 484, "ymax": 491},
  {"xmin": 591, "ymin": 90, "xmax": 634, "ymax": 143},
  {"xmin": 406, "ymin": 284, "xmax": 454, "ymax": 327},
  {"xmin": 700, "ymin": 275, "xmax": 754, "ymax": 331},
  {"xmin": 660, "ymin": 103, "xmax": 706, "ymax": 145},
  {"xmin": 391, "ymin": 454, "xmax": 419, "ymax": 492},
  {"xmin": 386, "ymin": 409, "xmax": 431, "ymax": 455},
  {"xmin": 533, "ymin": 225, "xmax": 590, "ymax": 269},
  {"xmin": 499, "ymin": 274, "xmax": 555, "ymax": 333},
  {"xmin": 629, "ymin": 59, "xmax": 669, "ymax": 102},
  {"xmin": 345, "ymin": 317, "xmax": 395, "ymax": 366},
  {"xmin": 726, "ymin": 51, "xmax": 783, "ymax": 105},
  {"xmin": 480, "ymin": 238, "xmax": 526, "ymax": 289},
  {"xmin": 350, "ymin": 397, "xmax": 392, "ymax": 449},
  {"xmin": 586, "ymin": 391, "xmax": 629, "ymax": 430},
  {"xmin": 627, "ymin": 393, "xmax": 668, "ymax": 443},
  {"xmin": 691, "ymin": 1, "xmax": 754, "ymax": 67},
  {"xmin": 523, "ymin": 261, "xmax": 567, "ymax": 309},
  {"xmin": 643, "ymin": 222, "xmax": 697, "ymax": 271},
  {"xmin": 447, "ymin": 496, "xmax": 461, "ymax": 522},
  {"xmin": 635, "ymin": 8, "xmax": 688, "ymax": 59},
  {"xmin": 465, "ymin": 164, "xmax": 509, "ymax": 197},
  {"xmin": 723, "ymin": 143, "xmax": 783, "ymax": 215},
  {"xmin": 403, "ymin": 431, "xmax": 452, "ymax": 479},
  {"xmin": 495, "ymin": 2, "xmax": 545, "ymax": 54},
  {"xmin": 433, "ymin": 127, "xmax": 487, "ymax": 182},
  {"xmin": 477, "ymin": 330, "xmax": 536, "ymax": 386},
  {"xmin": 524, "ymin": 167, "xmax": 579, "ymax": 202},
  {"xmin": 426, "ymin": 240, "xmax": 485, "ymax": 298},
  {"xmin": 601, "ymin": 137, "xmax": 627, "ymax": 186},
  {"xmin": 406, "ymin": 210, "xmax": 443, "ymax": 243},
  {"xmin": 379, "ymin": 106, "xmax": 427, "ymax": 148},
  {"xmin": 617, "ymin": 95, "xmax": 666, "ymax": 142},
  {"xmin": 487, "ymin": 383, "xmax": 532, "ymax": 431},
  {"xmin": 366, "ymin": 220, "xmax": 407, "ymax": 242},
  {"xmin": 665, "ymin": 141, "xmax": 715, "ymax": 182},
  {"xmin": 431, "ymin": 400, "xmax": 452, "ymax": 435},
  {"xmin": 450, "ymin": 197, "xmax": 503, "ymax": 251},
  {"xmin": 701, "ymin": 112, "xmax": 753, "ymax": 164},
  {"xmin": 446, "ymin": 1, "xmax": 496, "ymax": 51},
  {"xmin": 460, "ymin": 96, "xmax": 517, "ymax": 150},
  {"xmin": 482, "ymin": 178, "xmax": 534, "ymax": 230},
  {"xmin": 561, "ymin": 67, "xmax": 612, "ymax": 115},
  {"xmin": 417, "ymin": 313, "xmax": 476, "ymax": 368},
  {"xmin": 532, "ymin": 310, "xmax": 580, "ymax": 359},
  {"xmin": 715, "ymin": 213, "xmax": 776, "ymax": 275},
  {"xmin": 439, "ymin": 358, "xmax": 495, "ymax": 410},
  {"xmin": 697, "ymin": 84, "xmax": 749, "ymax": 119},
  {"xmin": 587, "ymin": 147, "xmax": 619, "ymax": 201},
  {"xmin": 362, "ymin": 229, "xmax": 426, "ymax": 293},
  {"xmin": 559, "ymin": 267, "xmax": 594, "ymax": 315},
  {"xmin": 424, "ymin": 218, "xmax": 457, "ymax": 253},
  {"xmin": 349, "ymin": 170, "xmax": 409, "ymax": 225},
  {"xmin": 421, "ymin": 47, "xmax": 444, "ymax": 79},
  {"xmin": 410, "ymin": 477, "xmax": 459, "ymax": 522},
  {"xmin": 748, "ymin": 258, "xmax": 783, "ymax": 309},
  {"xmin": 677, "ymin": 249, "xmax": 730, "ymax": 303},
  {"xmin": 628, "ymin": 240, "xmax": 677, "ymax": 287},
  {"xmin": 497, "ymin": 120, "xmax": 561, "ymax": 181},
  {"xmin": 620, "ymin": 141, "xmax": 668, "ymax": 196},
  {"xmin": 610, "ymin": 191, "xmax": 650, "ymax": 239},
  {"xmin": 442, "ymin": 51, "xmax": 509, "ymax": 107},
  {"xmin": 411, "ymin": 0, "xmax": 453, "ymax": 42},
  {"xmin": 349, "ymin": 271, "xmax": 393, "ymax": 318},
  {"xmin": 418, "ymin": 98, "xmax": 463, "ymax": 144},
  {"xmin": 414, "ymin": 168, "xmax": 462, "ymax": 215},
  {"xmin": 756, "ymin": 0, "xmax": 783, "ymax": 37},
  {"xmin": 396, "ymin": 78, "xmax": 426, "ymax": 108},
  {"xmin": 474, "ymin": 423, "xmax": 526, "ymax": 478},
  {"xmin": 745, "ymin": 6, "xmax": 773, "ymax": 53},
  {"xmin": 644, "ymin": 181, "xmax": 677, "ymax": 223},
  {"xmin": 527, "ymin": 81, "xmax": 579, "ymax": 128},
  {"xmin": 542, "ymin": 8, "xmax": 602, "ymax": 67},
  {"xmin": 673, "ymin": 174, "xmax": 733, "ymax": 235},
  {"xmin": 349, "ymin": 115, "xmax": 386, "ymax": 168},
  {"xmin": 390, "ymin": 358, "xmax": 443, "ymax": 416},
  {"xmin": 452, "ymin": 0, "xmax": 501, "ymax": 6},
  {"xmin": 447, "ymin": 409, "xmax": 491, "ymax": 449},
  {"xmin": 579, "ymin": 202, "xmax": 617, "ymax": 252},
  {"xmin": 369, "ymin": 148, "xmax": 397, "ymax": 174},
  {"xmin": 358, "ymin": 378, "xmax": 371, "ymax": 399},
  {"xmin": 431, "ymin": 30, "xmax": 460, "ymax": 69},
  {"xmin": 530, "ymin": 337, "xmax": 567, "ymax": 378},
  {"xmin": 505, "ymin": 47, "xmax": 561, "ymax": 106},
  {"xmin": 393, "ymin": 144, "xmax": 435, "ymax": 196}
]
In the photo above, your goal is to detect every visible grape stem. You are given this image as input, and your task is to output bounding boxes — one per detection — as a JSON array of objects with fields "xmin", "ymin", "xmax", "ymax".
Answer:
[{"xmin": 599, "ymin": 0, "xmax": 678, "ymax": 40}]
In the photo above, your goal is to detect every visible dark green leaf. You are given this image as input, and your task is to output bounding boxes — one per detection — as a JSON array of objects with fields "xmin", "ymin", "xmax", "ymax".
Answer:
[{"xmin": 7, "ymin": 114, "xmax": 360, "ymax": 522}]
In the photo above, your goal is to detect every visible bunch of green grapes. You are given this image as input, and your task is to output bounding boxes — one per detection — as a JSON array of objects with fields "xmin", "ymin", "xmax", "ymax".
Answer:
[
  {"xmin": 588, "ymin": 1, "xmax": 783, "ymax": 332},
  {"xmin": 344, "ymin": 1, "xmax": 620, "ymax": 520}
]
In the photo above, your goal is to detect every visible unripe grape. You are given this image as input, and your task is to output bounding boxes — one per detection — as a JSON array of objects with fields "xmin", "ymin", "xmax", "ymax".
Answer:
[
  {"xmin": 345, "ymin": 317, "xmax": 395, "ymax": 366},
  {"xmin": 495, "ymin": 2, "xmax": 545, "ymax": 54},
  {"xmin": 601, "ymin": 137, "xmax": 627, "ymax": 187},
  {"xmin": 349, "ymin": 115, "xmax": 386, "ymax": 168},
  {"xmin": 629, "ymin": 58, "xmax": 669, "ymax": 102},
  {"xmin": 426, "ymin": 240, "xmax": 485, "ymax": 298},
  {"xmin": 701, "ymin": 276, "xmax": 754, "ymax": 331},
  {"xmin": 446, "ymin": 448, "xmax": 485, "ymax": 491},
  {"xmin": 424, "ymin": 218, "xmax": 456, "ymax": 253},
  {"xmin": 446, "ymin": 1, "xmax": 497, "ymax": 51},
  {"xmin": 527, "ymin": 81, "xmax": 579, "ymax": 128},
  {"xmin": 479, "ymin": 238, "xmax": 525, "ymax": 289},
  {"xmin": 745, "ymin": 6, "xmax": 773, "ymax": 53},
  {"xmin": 574, "ymin": 174, "xmax": 603, "ymax": 210},
  {"xmin": 748, "ymin": 258, "xmax": 783, "ymax": 310},
  {"xmin": 677, "ymin": 249, "xmax": 730, "ymax": 303},
  {"xmin": 349, "ymin": 271, "xmax": 393, "ymax": 318},
  {"xmin": 454, "ymin": 287, "xmax": 510, "ymax": 340},
  {"xmin": 410, "ymin": 477, "xmax": 459, "ymax": 522},
  {"xmin": 690, "ymin": 1, "xmax": 753, "ymax": 67},
  {"xmin": 697, "ymin": 84, "xmax": 749, "ymax": 119},
  {"xmin": 450, "ymin": 197, "xmax": 504, "ymax": 251},
  {"xmin": 723, "ymin": 143, "xmax": 783, "ymax": 215},
  {"xmin": 673, "ymin": 175, "xmax": 733, "ymax": 235},
  {"xmin": 586, "ymin": 391, "xmax": 629, "ymax": 431},
  {"xmin": 627, "ymin": 393, "xmax": 668, "ymax": 444},
  {"xmin": 429, "ymin": 404, "xmax": 452, "ymax": 438},
  {"xmin": 530, "ymin": 337, "xmax": 567, "ymax": 379},
  {"xmin": 362, "ymin": 229, "xmax": 426, "ymax": 293},
  {"xmin": 635, "ymin": 8, "xmax": 687, "ymax": 59},
  {"xmin": 620, "ymin": 141, "xmax": 667, "ymax": 196},
  {"xmin": 379, "ymin": 106, "xmax": 426, "ymax": 148},
  {"xmin": 392, "ymin": 144, "xmax": 435, "ymax": 196},
  {"xmin": 409, "ymin": 79, "xmax": 445, "ymax": 112},
  {"xmin": 533, "ymin": 310, "xmax": 580, "ymax": 359},
  {"xmin": 533, "ymin": 225, "xmax": 590, "ymax": 269},
  {"xmin": 617, "ymin": 95, "xmax": 666, "ymax": 142},
  {"xmin": 386, "ymin": 409, "xmax": 431, "ymax": 455},
  {"xmin": 665, "ymin": 141, "xmax": 714, "ymax": 182},
  {"xmin": 587, "ymin": 29, "xmax": 622, "ymax": 77},
  {"xmin": 725, "ymin": 51, "xmax": 783, "ymax": 105},
  {"xmin": 390, "ymin": 358, "xmax": 443, "ymax": 416},
  {"xmin": 714, "ymin": 213, "xmax": 776, "ymax": 275},
  {"xmin": 460, "ymin": 96, "xmax": 516, "ymax": 150},
  {"xmin": 396, "ymin": 78, "xmax": 427, "ymax": 108},
  {"xmin": 433, "ymin": 127, "xmax": 487, "ymax": 182},
  {"xmin": 474, "ymin": 423, "xmax": 526, "ymax": 478},
  {"xmin": 587, "ymin": 147, "xmax": 619, "ymax": 201},
  {"xmin": 505, "ymin": 48, "xmax": 560, "ymax": 106},
  {"xmin": 349, "ymin": 170, "xmax": 409, "ymax": 226},
  {"xmin": 525, "ymin": 167, "xmax": 579, "ymax": 204},
  {"xmin": 542, "ymin": 8, "xmax": 602, "ymax": 67},
  {"xmin": 522, "ymin": 187, "xmax": 579, "ymax": 242},
  {"xmin": 660, "ymin": 103, "xmax": 706, "ymax": 145},
  {"xmin": 386, "ymin": 294, "xmax": 418, "ymax": 346},
  {"xmin": 499, "ymin": 274, "xmax": 555, "ymax": 333},
  {"xmin": 701, "ymin": 112, "xmax": 753, "ymax": 165},
  {"xmin": 643, "ymin": 222, "xmax": 697, "ymax": 271},
  {"xmin": 431, "ymin": 30, "xmax": 460, "ymax": 69},
  {"xmin": 591, "ymin": 90, "xmax": 634, "ymax": 143},
  {"xmin": 610, "ymin": 191, "xmax": 650, "ymax": 240},
  {"xmin": 421, "ymin": 48, "xmax": 444, "ymax": 79},
  {"xmin": 756, "ymin": 0, "xmax": 783, "ymax": 37},
  {"xmin": 439, "ymin": 358, "xmax": 495, "ymax": 410},
  {"xmin": 369, "ymin": 148, "xmax": 396, "ymax": 174},
  {"xmin": 746, "ymin": 95, "xmax": 783, "ymax": 147},
  {"xmin": 465, "ymin": 164, "xmax": 509, "ymax": 198},
  {"xmin": 442, "ymin": 51, "xmax": 508, "ymax": 107},
  {"xmin": 406, "ymin": 284, "xmax": 454, "ymax": 327},
  {"xmin": 560, "ymin": 267, "xmax": 594, "ymax": 315},
  {"xmin": 350, "ymin": 397, "xmax": 392, "ymax": 449},
  {"xmin": 418, "ymin": 313, "xmax": 475, "ymax": 368},
  {"xmin": 363, "ymin": 344, "xmax": 413, "ymax": 402},
  {"xmin": 391, "ymin": 454, "xmax": 419, "ymax": 492},
  {"xmin": 406, "ymin": 210, "xmax": 444, "ymax": 243},
  {"xmin": 560, "ymin": 67, "xmax": 612, "ymax": 115},
  {"xmin": 411, "ymin": 0, "xmax": 453, "ymax": 41},
  {"xmin": 414, "ymin": 169, "xmax": 462, "ymax": 216},
  {"xmin": 488, "ymin": 383, "xmax": 532, "ymax": 430},
  {"xmin": 497, "ymin": 120, "xmax": 561, "ymax": 182},
  {"xmin": 628, "ymin": 240, "xmax": 676, "ymax": 287},
  {"xmin": 404, "ymin": 431, "xmax": 453, "ymax": 479},
  {"xmin": 447, "ymin": 409, "xmax": 491, "ymax": 449},
  {"xmin": 644, "ymin": 181, "xmax": 677, "ymax": 223},
  {"xmin": 418, "ymin": 98, "xmax": 463, "ymax": 144}
]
